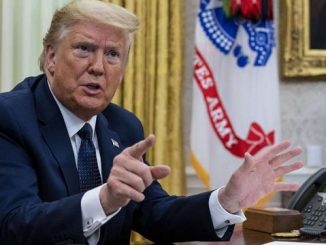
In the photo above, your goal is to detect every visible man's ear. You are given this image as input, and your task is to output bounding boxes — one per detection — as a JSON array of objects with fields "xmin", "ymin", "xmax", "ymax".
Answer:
[{"xmin": 44, "ymin": 45, "xmax": 56, "ymax": 76}]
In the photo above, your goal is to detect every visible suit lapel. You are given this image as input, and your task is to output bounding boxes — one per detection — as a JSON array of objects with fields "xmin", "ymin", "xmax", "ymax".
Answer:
[
  {"xmin": 96, "ymin": 114, "xmax": 122, "ymax": 182},
  {"xmin": 35, "ymin": 78, "xmax": 80, "ymax": 195}
]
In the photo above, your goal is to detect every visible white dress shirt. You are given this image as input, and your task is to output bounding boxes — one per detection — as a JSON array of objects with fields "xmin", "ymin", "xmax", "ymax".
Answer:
[{"xmin": 48, "ymin": 82, "xmax": 245, "ymax": 244}]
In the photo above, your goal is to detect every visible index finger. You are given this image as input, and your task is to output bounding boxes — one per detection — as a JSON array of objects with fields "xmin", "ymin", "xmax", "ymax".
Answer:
[{"xmin": 126, "ymin": 134, "xmax": 155, "ymax": 159}]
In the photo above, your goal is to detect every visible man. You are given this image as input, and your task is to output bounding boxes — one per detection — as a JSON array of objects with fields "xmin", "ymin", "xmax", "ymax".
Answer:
[{"xmin": 0, "ymin": 0, "xmax": 303, "ymax": 244}]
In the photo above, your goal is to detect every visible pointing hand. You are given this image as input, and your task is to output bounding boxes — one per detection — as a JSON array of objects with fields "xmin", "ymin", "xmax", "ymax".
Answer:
[{"xmin": 100, "ymin": 135, "xmax": 170, "ymax": 214}]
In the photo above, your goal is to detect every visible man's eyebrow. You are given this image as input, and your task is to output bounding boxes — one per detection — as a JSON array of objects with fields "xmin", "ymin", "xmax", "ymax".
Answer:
[
  {"xmin": 104, "ymin": 45, "xmax": 120, "ymax": 50},
  {"xmin": 74, "ymin": 40, "xmax": 96, "ymax": 46},
  {"xmin": 105, "ymin": 42, "xmax": 125, "ymax": 50},
  {"xmin": 72, "ymin": 41, "xmax": 97, "ymax": 50}
]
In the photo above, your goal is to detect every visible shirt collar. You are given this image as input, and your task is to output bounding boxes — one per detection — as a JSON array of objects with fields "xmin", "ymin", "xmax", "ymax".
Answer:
[{"xmin": 47, "ymin": 81, "xmax": 97, "ymax": 138}]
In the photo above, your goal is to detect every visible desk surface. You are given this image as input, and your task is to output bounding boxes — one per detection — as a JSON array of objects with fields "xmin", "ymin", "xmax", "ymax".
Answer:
[
  {"xmin": 181, "ymin": 225, "xmax": 324, "ymax": 245},
  {"xmin": 132, "ymin": 225, "xmax": 325, "ymax": 244}
]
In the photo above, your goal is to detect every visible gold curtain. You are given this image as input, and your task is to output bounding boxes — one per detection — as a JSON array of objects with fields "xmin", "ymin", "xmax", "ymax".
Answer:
[{"xmin": 104, "ymin": 0, "xmax": 185, "ymax": 196}]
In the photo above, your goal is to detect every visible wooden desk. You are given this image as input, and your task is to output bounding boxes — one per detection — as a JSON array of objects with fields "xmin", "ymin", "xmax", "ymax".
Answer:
[
  {"xmin": 132, "ymin": 225, "xmax": 325, "ymax": 244},
  {"xmin": 180, "ymin": 225, "xmax": 324, "ymax": 245}
]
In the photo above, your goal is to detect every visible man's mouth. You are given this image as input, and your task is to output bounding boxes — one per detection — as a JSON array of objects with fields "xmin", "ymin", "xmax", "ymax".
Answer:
[
  {"xmin": 82, "ymin": 83, "xmax": 102, "ymax": 95},
  {"xmin": 86, "ymin": 83, "xmax": 101, "ymax": 90}
]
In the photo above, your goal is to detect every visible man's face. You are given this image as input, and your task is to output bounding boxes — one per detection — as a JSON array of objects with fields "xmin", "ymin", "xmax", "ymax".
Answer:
[{"xmin": 45, "ymin": 22, "xmax": 129, "ymax": 120}]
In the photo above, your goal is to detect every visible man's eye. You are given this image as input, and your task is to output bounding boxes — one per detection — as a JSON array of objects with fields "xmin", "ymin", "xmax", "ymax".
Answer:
[
  {"xmin": 78, "ymin": 45, "xmax": 89, "ymax": 52},
  {"xmin": 107, "ymin": 50, "xmax": 119, "ymax": 58}
]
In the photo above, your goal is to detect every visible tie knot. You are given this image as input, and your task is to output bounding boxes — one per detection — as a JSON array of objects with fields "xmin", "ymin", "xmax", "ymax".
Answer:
[{"xmin": 78, "ymin": 123, "xmax": 93, "ymax": 140}]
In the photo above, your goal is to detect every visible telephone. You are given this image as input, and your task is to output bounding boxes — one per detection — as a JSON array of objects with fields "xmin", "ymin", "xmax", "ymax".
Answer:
[{"xmin": 288, "ymin": 167, "xmax": 326, "ymax": 236}]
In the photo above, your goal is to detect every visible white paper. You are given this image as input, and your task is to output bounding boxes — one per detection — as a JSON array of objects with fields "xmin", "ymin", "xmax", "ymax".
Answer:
[{"xmin": 263, "ymin": 242, "xmax": 326, "ymax": 245}]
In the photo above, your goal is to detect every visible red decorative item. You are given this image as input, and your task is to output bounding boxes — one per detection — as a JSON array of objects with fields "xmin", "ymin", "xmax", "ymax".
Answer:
[
  {"xmin": 225, "ymin": 0, "xmax": 273, "ymax": 21},
  {"xmin": 230, "ymin": 0, "xmax": 241, "ymax": 17},
  {"xmin": 241, "ymin": 0, "xmax": 262, "ymax": 20},
  {"xmin": 267, "ymin": 0, "xmax": 273, "ymax": 20}
]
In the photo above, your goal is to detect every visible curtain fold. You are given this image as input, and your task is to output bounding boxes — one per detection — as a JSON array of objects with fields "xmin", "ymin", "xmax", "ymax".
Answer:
[
  {"xmin": 108, "ymin": 0, "xmax": 185, "ymax": 196},
  {"xmin": 166, "ymin": 0, "xmax": 184, "ymax": 193}
]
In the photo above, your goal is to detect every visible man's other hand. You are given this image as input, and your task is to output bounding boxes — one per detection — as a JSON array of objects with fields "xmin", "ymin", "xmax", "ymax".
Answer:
[{"xmin": 218, "ymin": 141, "xmax": 304, "ymax": 213}]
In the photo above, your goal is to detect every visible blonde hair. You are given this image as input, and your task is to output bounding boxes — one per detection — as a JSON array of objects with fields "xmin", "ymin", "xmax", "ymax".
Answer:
[{"xmin": 39, "ymin": 0, "xmax": 139, "ymax": 71}]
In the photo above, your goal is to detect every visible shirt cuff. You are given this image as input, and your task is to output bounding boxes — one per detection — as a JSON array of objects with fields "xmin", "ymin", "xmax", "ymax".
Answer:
[
  {"xmin": 81, "ymin": 184, "xmax": 121, "ymax": 238},
  {"xmin": 209, "ymin": 187, "xmax": 246, "ymax": 237}
]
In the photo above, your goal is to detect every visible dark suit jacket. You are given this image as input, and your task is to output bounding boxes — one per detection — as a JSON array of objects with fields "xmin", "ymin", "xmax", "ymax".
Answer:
[{"xmin": 0, "ymin": 75, "xmax": 234, "ymax": 244}]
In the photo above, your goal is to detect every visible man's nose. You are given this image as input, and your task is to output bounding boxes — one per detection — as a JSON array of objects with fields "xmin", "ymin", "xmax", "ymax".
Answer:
[{"xmin": 89, "ymin": 52, "xmax": 104, "ymax": 76}]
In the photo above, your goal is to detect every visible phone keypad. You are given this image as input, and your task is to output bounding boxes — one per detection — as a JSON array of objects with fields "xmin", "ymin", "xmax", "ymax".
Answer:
[{"xmin": 302, "ymin": 194, "xmax": 326, "ymax": 229}]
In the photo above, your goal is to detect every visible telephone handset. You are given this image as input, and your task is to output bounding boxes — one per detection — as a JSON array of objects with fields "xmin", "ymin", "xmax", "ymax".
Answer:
[{"xmin": 288, "ymin": 167, "xmax": 326, "ymax": 236}]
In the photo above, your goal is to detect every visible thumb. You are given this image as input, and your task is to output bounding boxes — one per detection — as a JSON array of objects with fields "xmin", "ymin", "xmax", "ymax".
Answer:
[
  {"xmin": 243, "ymin": 152, "xmax": 255, "ymax": 170},
  {"xmin": 150, "ymin": 165, "xmax": 171, "ymax": 180}
]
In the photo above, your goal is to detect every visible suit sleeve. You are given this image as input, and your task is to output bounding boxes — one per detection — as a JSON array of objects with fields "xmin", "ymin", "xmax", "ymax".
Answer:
[{"xmin": 133, "ymin": 182, "xmax": 234, "ymax": 243}]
